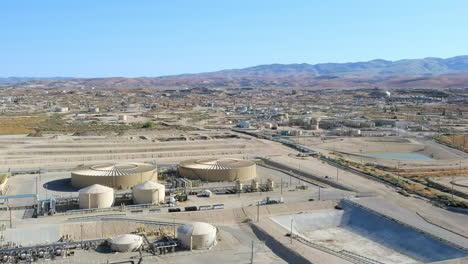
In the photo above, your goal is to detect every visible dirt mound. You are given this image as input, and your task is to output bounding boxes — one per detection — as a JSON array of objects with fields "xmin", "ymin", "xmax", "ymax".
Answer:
[
  {"xmin": 27, "ymin": 131, "xmax": 43, "ymax": 137},
  {"xmin": 72, "ymin": 131, "xmax": 115, "ymax": 136}
]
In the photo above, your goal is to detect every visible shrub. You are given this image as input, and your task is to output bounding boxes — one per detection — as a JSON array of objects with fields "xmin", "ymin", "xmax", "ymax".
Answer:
[{"xmin": 142, "ymin": 121, "xmax": 155, "ymax": 129}]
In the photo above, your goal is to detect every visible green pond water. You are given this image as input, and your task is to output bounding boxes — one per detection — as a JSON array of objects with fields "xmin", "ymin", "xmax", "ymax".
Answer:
[{"xmin": 358, "ymin": 152, "xmax": 434, "ymax": 161}]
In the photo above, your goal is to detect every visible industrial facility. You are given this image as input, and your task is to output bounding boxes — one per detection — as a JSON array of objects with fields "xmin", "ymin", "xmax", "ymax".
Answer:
[
  {"xmin": 71, "ymin": 162, "xmax": 157, "ymax": 189},
  {"xmin": 178, "ymin": 158, "xmax": 256, "ymax": 182}
]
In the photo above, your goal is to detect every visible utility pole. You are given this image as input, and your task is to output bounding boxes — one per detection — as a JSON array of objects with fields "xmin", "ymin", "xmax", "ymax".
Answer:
[
  {"xmin": 250, "ymin": 240, "xmax": 254, "ymax": 264},
  {"xmin": 257, "ymin": 201, "xmax": 260, "ymax": 223},
  {"xmin": 336, "ymin": 167, "xmax": 339, "ymax": 182},
  {"xmin": 318, "ymin": 186, "xmax": 321, "ymax": 201},
  {"xmin": 7, "ymin": 200, "xmax": 11, "ymax": 228},
  {"xmin": 360, "ymin": 149, "xmax": 363, "ymax": 164},
  {"xmin": 451, "ymin": 176, "xmax": 455, "ymax": 200},
  {"xmin": 397, "ymin": 161, "xmax": 401, "ymax": 182},
  {"xmin": 80, "ymin": 222, "xmax": 83, "ymax": 248},
  {"xmin": 290, "ymin": 218, "xmax": 294, "ymax": 244},
  {"xmin": 280, "ymin": 178, "xmax": 283, "ymax": 195}
]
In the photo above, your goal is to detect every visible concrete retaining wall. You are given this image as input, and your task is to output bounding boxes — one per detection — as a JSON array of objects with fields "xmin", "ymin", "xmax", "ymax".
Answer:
[
  {"xmin": 339, "ymin": 200, "xmax": 468, "ymax": 263},
  {"xmin": 271, "ymin": 210, "xmax": 343, "ymax": 235},
  {"xmin": 5, "ymin": 224, "xmax": 60, "ymax": 246},
  {"xmin": 250, "ymin": 223, "xmax": 313, "ymax": 264}
]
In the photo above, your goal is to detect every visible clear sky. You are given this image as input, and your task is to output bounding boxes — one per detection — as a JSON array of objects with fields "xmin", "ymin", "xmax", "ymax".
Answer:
[{"xmin": 1, "ymin": 0, "xmax": 467, "ymax": 77}]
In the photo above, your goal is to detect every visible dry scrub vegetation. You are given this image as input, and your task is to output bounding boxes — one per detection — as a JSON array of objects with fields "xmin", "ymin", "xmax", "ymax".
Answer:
[
  {"xmin": 0, "ymin": 115, "xmax": 136, "ymax": 135},
  {"xmin": 0, "ymin": 116, "xmax": 47, "ymax": 134},
  {"xmin": 437, "ymin": 134, "xmax": 468, "ymax": 152},
  {"xmin": 329, "ymin": 156, "xmax": 467, "ymax": 208}
]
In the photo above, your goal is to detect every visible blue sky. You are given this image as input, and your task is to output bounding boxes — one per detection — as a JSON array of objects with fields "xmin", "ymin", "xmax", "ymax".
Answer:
[{"xmin": 1, "ymin": 0, "xmax": 467, "ymax": 77}]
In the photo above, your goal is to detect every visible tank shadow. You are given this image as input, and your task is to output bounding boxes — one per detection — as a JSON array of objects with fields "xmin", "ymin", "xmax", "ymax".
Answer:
[{"xmin": 43, "ymin": 178, "xmax": 79, "ymax": 192}]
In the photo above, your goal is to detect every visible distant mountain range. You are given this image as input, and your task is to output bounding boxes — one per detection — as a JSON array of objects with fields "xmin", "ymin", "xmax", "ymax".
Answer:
[
  {"xmin": 168, "ymin": 55, "xmax": 468, "ymax": 78},
  {"xmin": 0, "ymin": 77, "xmax": 74, "ymax": 84},
  {"xmin": 2, "ymin": 56, "xmax": 468, "ymax": 89}
]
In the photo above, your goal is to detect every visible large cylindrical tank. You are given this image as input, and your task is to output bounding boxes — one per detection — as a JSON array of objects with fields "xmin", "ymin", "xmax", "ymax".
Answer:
[
  {"xmin": 78, "ymin": 184, "xmax": 114, "ymax": 209},
  {"xmin": 132, "ymin": 181, "xmax": 165, "ymax": 204},
  {"xmin": 110, "ymin": 234, "xmax": 143, "ymax": 252},
  {"xmin": 177, "ymin": 222, "xmax": 217, "ymax": 250},
  {"xmin": 178, "ymin": 158, "xmax": 256, "ymax": 182},
  {"xmin": 71, "ymin": 163, "xmax": 157, "ymax": 189}
]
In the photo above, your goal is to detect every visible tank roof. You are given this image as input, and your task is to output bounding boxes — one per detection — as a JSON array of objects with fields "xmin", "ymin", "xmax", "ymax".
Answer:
[
  {"xmin": 133, "ymin": 181, "xmax": 165, "ymax": 190},
  {"xmin": 178, "ymin": 222, "xmax": 216, "ymax": 236},
  {"xmin": 179, "ymin": 158, "xmax": 255, "ymax": 170},
  {"xmin": 111, "ymin": 234, "xmax": 142, "ymax": 245},
  {"xmin": 79, "ymin": 184, "xmax": 114, "ymax": 193},
  {"xmin": 72, "ymin": 162, "xmax": 156, "ymax": 177}
]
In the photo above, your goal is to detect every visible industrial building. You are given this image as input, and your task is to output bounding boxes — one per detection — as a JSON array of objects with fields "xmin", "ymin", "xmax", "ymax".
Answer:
[
  {"xmin": 71, "ymin": 162, "xmax": 157, "ymax": 189},
  {"xmin": 177, "ymin": 222, "xmax": 217, "ymax": 250},
  {"xmin": 78, "ymin": 184, "xmax": 114, "ymax": 209},
  {"xmin": 178, "ymin": 158, "xmax": 256, "ymax": 182},
  {"xmin": 132, "ymin": 181, "xmax": 166, "ymax": 204}
]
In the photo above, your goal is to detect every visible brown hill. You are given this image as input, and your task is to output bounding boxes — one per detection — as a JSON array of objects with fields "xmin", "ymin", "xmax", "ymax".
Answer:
[{"xmin": 7, "ymin": 73, "xmax": 468, "ymax": 90}]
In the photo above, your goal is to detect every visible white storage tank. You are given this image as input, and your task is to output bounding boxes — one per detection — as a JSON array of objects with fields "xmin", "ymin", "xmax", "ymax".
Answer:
[
  {"xmin": 132, "ymin": 181, "xmax": 165, "ymax": 204},
  {"xmin": 267, "ymin": 179, "xmax": 274, "ymax": 191},
  {"xmin": 78, "ymin": 184, "xmax": 114, "ymax": 209},
  {"xmin": 251, "ymin": 179, "xmax": 259, "ymax": 191},
  {"xmin": 235, "ymin": 180, "xmax": 243, "ymax": 192},
  {"xmin": 110, "ymin": 234, "xmax": 143, "ymax": 252},
  {"xmin": 118, "ymin": 115, "xmax": 128, "ymax": 121},
  {"xmin": 177, "ymin": 222, "xmax": 217, "ymax": 250}
]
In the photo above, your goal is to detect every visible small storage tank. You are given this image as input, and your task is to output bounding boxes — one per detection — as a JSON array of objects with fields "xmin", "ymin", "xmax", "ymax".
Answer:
[
  {"xmin": 110, "ymin": 234, "xmax": 143, "ymax": 252},
  {"xmin": 177, "ymin": 222, "xmax": 217, "ymax": 250},
  {"xmin": 235, "ymin": 180, "xmax": 243, "ymax": 192},
  {"xmin": 267, "ymin": 179, "xmax": 274, "ymax": 191},
  {"xmin": 118, "ymin": 115, "xmax": 127, "ymax": 121},
  {"xmin": 78, "ymin": 184, "xmax": 114, "ymax": 209},
  {"xmin": 251, "ymin": 179, "xmax": 259, "ymax": 191},
  {"xmin": 132, "ymin": 181, "xmax": 165, "ymax": 204}
]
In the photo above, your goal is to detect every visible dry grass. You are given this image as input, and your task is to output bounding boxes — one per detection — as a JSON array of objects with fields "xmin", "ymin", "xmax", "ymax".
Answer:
[
  {"xmin": 0, "ymin": 173, "xmax": 9, "ymax": 184},
  {"xmin": 0, "ymin": 116, "xmax": 47, "ymax": 134},
  {"xmin": 438, "ymin": 134, "xmax": 468, "ymax": 151},
  {"xmin": 334, "ymin": 157, "xmax": 467, "ymax": 207},
  {"xmin": 398, "ymin": 168, "xmax": 468, "ymax": 179},
  {"xmin": 0, "ymin": 115, "xmax": 148, "ymax": 135}
]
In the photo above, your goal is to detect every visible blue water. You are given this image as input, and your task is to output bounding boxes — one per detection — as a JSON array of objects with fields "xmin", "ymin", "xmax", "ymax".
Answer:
[{"xmin": 358, "ymin": 152, "xmax": 434, "ymax": 160}]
